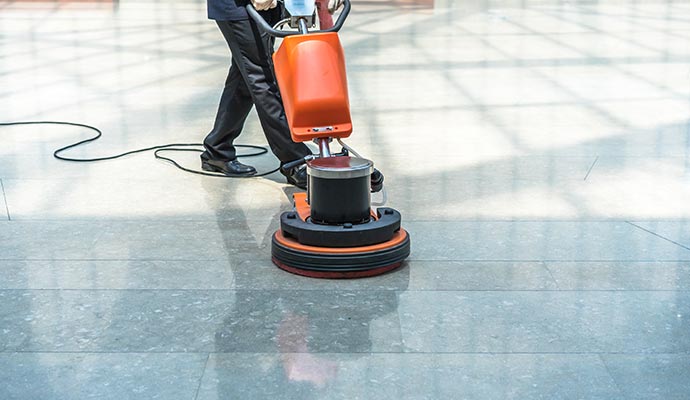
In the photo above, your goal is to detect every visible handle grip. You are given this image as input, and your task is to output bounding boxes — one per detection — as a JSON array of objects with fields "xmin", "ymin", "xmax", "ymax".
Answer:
[
  {"xmin": 281, "ymin": 156, "xmax": 311, "ymax": 171},
  {"xmin": 246, "ymin": 0, "xmax": 350, "ymax": 37}
]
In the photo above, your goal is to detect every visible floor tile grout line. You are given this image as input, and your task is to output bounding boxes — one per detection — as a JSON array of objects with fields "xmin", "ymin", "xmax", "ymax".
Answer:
[
  {"xmin": 627, "ymin": 221, "xmax": 690, "ymax": 251},
  {"xmin": 542, "ymin": 262, "xmax": 560, "ymax": 290},
  {"xmin": 598, "ymin": 353, "xmax": 625, "ymax": 396},
  {"xmin": 5, "ymin": 218, "xmax": 690, "ymax": 223},
  {"xmin": 583, "ymin": 155, "xmax": 599, "ymax": 181},
  {"xmin": 394, "ymin": 292, "xmax": 407, "ymax": 352},
  {"xmin": 4, "ymin": 258, "xmax": 690, "ymax": 263},
  {"xmin": 0, "ymin": 179, "xmax": 10, "ymax": 221},
  {"xmin": 193, "ymin": 353, "xmax": 210, "ymax": 400},
  {"xmin": 2, "ymin": 350, "xmax": 689, "ymax": 356},
  {"xmin": 2, "ymin": 288, "xmax": 690, "ymax": 293}
]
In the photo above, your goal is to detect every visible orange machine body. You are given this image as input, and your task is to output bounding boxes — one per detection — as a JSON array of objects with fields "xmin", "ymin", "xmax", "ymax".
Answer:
[{"xmin": 273, "ymin": 32, "xmax": 352, "ymax": 142}]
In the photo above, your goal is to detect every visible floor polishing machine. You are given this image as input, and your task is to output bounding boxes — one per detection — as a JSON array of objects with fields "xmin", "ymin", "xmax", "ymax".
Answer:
[{"xmin": 247, "ymin": 0, "xmax": 410, "ymax": 278}]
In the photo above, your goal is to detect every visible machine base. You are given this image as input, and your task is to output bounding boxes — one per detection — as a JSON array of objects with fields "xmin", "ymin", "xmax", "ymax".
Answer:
[{"xmin": 271, "ymin": 229, "xmax": 410, "ymax": 279}]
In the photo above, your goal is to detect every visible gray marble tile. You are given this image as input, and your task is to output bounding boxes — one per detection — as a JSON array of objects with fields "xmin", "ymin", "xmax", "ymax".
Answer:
[
  {"xmin": 588, "ymin": 156, "xmax": 690, "ymax": 182},
  {"xmin": 1, "ymin": 221, "xmax": 110, "ymax": 261},
  {"xmin": 0, "ymin": 179, "xmax": 8, "ymax": 221},
  {"xmin": 12, "ymin": 218, "xmax": 672, "ymax": 268},
  {"xmin": 0, "ymin": 290, "xmax": 401, "ymax": 353},
  {"xmin": 232, "ymin": 258, "xmax": 556, "ymax": 291},
  {"xmin": 212, "ymin": 290, "xmax": 403, "ymax": 354},
  {"xmin": 602, "ymin": 354, "xmax": 690, "ymax": 400},
  {"xmin": 377, "ymin": 155, "xmax": 596, "ymax": 182},
  {"xmin": 0, "ymin": 352, "xmax": 207, "ymax": 400},
  {"xmin": 2, "ymin": 176, "xmax": 292, "ymax": 220},
  {"xmin": 196, "ymin": 353, "xmax": 622, "ymax": 400},
  {"xmin": 546, "ymin": 261, "xmax": 690, "ymax": 290},
  {"xmin": 621, "ymin": 64, "xmax": 690, "ymax": 99},
  {"xmin": 383, "ymin": 179, "xmax": 588, "ymax": 220},
  {"xmin": 0, "ymin": 260, "xmax": 235, "ymax": 289},
  {"xmin": 404, "ymin": 221, "xmax": 690, "ymax": 261},
  {"xmin": 572, "ymin": 157, "xmax": 690, "ymax": 219},
  {"xmin": 0, "ymin": 290, "xmax": 231, "ymax": 352},
  {"xmin": 406, "ymin": 261, "xmax": 559, "ymax": 291},
  {"xmin": 0, "ymin": 219, "xmax": 276, "ymax": 261},
  {"xmin": 93, "ymin": 219, "xmax": 280, "ymax": 260},
  {"xmin": 629, "ymin": 221, "xmax": 690, "ymax": 251},
  {"xmin": 398, "ymin": 291, "xmax": 690, "ymax": 353},
  {"xmin": 369, "ymin": 156, "xmax": 609, "ymax": 220},
  {"xmin": 568, "ymin": 122, "xmax": 690, "ymax": 158}
]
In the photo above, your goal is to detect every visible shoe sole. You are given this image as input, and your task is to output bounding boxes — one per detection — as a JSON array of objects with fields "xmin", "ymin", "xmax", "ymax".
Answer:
[
  {"xmin": 201, "ymin": 162, "xmax": 256, "ymax": 176},
  {"xmin": 280, "ymin": 168, "xmax": 307, "ymax": 190},
  {"xmin": 287, "ymin": 179, "xmax": 307, "ymax": 190},
  {"xmin": 281, "ymin": 174, "xmax": 307, "ymax": 190}
]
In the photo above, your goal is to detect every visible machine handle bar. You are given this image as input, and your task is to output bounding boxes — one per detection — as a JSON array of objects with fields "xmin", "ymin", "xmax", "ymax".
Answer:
[{"xmin": 246, "ymin": 0, "xmax": 351, "ymax": 37}]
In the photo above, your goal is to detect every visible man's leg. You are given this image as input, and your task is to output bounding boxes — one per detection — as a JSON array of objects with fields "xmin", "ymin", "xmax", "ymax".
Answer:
[
  {"xmin": 202, "ymin": 24, "xmax": 254, "ymax": 162},
  {"xmin": 220, "ymin": 18, "xmax": 312, "ymax": 164}
]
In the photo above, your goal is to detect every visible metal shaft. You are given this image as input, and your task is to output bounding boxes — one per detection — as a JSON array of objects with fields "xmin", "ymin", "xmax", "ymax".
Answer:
[
  {"xmin": 317, "ymin": 138, "xmax": 332, "ymax": 157},
  {"xmin": 298, "ymin": 18, "xmax": 309, "ymax": 34}
]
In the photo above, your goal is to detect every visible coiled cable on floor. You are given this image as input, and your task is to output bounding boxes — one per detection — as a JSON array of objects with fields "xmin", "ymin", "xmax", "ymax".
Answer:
[{"xmin": 0, "ymin": 120, "xmax": 280, "ymax": 177}]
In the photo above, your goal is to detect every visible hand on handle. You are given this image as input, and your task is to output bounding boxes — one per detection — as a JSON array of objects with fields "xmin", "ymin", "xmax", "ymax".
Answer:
[
  {"xmin": 327, "ymin": 0, "xmax": 344, "ymax": 14},
  {"xmin": 251, "ymin": 0, "xmax": 277, "ymax": 11}
]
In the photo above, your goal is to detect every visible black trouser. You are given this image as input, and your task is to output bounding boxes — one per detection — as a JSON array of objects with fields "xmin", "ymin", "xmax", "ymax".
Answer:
[{"xmin": 203, "ymin": 14, "xmax": 311, "ymax": 164}]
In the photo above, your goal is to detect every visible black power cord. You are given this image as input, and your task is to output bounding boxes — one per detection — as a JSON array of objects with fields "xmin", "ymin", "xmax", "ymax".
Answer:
[{"xmin": 0, "ymin": 121, "xmax": 281, "ymax": 177}]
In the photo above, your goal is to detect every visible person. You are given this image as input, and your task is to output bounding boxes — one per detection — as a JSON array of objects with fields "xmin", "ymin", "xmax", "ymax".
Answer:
[
  {"xmin": 315, "ymin": 1, "xmax": 333, "ymax": 29},
  {"xmin": 203, "ymin": 0, "xmax": 312, "ymax": 188},
  {"xmin": 316, "ymin": 0, "xmax": 342, "ymax": 29}
]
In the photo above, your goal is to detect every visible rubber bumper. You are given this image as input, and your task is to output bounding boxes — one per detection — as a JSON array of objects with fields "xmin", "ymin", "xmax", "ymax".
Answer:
[
  {"xmin": 271, "ymin": 229, "xmax": 410, "ymax": 279},
  {"xmin": 280, "ymin": 207, "xmax": 402, "ymax": 247}
]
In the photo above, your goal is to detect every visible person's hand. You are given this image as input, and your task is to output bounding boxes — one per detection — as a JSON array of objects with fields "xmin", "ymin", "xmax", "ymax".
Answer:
[
  {"xmin": 252, "ymin": 0, "xmax": 277, "ymax": 11},
  {"xmin": 327, "ymin": 0, "xmax": 343, "ymax": 14}
]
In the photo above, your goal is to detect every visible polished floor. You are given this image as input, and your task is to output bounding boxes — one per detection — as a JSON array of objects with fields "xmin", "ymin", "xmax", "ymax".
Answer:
[{"xmin": 2, "ymin": 0, "xmax": 690, "ymax": 398}]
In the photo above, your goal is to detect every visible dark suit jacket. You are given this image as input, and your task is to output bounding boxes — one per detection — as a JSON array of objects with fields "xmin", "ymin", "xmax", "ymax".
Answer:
[{"xmin": 207, "ymin": 0, "xmax": 249, "ymax": 21}]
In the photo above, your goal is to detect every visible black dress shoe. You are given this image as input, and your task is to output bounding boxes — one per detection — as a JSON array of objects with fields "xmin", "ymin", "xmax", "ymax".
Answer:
[
  {"xmin": 280, "ymin": 164, "xmax": 307, "ymax": 189},
  {"xmin": 201, "ymin": 156, "xmax": 256, "ymax": 176}
]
